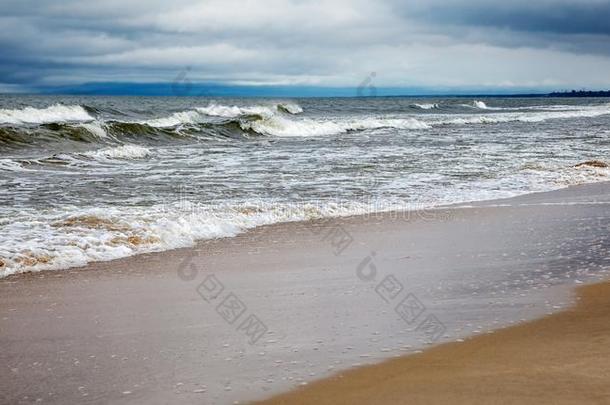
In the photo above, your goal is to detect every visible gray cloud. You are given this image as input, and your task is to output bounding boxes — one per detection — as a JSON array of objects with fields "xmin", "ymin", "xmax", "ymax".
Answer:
[
  {"xmin": 1, "ymin": 0, "xmax": 609, "ymax": 91},
  {"xmin": 407, "ymin": 0, "xmax": 610, "ymax": 36}
]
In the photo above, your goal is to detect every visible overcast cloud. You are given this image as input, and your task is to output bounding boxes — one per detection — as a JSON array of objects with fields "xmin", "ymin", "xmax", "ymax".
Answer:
[{"xmin": 1, "ymin": 0, "xmax": 610, "ymax": 92}]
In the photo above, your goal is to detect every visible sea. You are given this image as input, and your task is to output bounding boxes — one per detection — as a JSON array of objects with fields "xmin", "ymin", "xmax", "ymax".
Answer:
[{"xmin": 1, "ymin": 95, "xmax": 609, "ymax": 277}]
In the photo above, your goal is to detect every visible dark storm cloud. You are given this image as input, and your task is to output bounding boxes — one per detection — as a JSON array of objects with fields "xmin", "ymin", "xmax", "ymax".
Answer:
[
  {"xmin": 0, "ymin": 0, "xmax": 609, "ymax": 92},
  {"xmin": 408, "ymin": 0, "xmax": 610, "ymax": 36}
]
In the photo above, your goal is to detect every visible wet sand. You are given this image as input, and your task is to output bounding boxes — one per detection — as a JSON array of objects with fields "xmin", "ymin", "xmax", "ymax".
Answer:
[
  {"xmin": 1, "ymin": 182, "xmax": 609, "ymax": 404},
  {"xmin": 259, "ymin": 280, "xmax": 610, "ymax": 405}
]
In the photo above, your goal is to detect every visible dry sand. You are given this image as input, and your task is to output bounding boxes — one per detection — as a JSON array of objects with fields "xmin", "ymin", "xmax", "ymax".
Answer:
[{"xmin": 259, "ymin": 280, "xmax": 610, "ymax": 405}]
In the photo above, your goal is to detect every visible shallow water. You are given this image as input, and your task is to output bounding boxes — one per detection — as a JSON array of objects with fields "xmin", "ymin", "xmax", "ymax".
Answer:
[{"xmin": 0, "ymin": 95, "xmax": 609, "ymax": 276}]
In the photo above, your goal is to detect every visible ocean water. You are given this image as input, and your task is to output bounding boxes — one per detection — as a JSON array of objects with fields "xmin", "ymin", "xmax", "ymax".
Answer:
[{"xmin": 0, "ymin": 95, "xmax": 609, "ymax": 277}]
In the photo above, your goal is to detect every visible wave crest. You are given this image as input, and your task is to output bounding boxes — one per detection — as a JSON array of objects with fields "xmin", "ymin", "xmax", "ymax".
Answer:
[
  {"xmin": 83, "ymin": 145, "xmax": 152, "ymax": 160},
  {"xmin": 411, "ymin": 103, "xmax": 439, "ymax": 110},
  {"xmin": 144, "ymin": 103, "xmax": 304, "ymax": 128},
  {"xmin": 440, "ymin": 104, "xmax": 610, "ymax": 125},
  {"xmin": 0, "ymin": 104, "xmax": 94, "ymax": 125},
  {"xmin": 241, "ymin": 116, "xmax": 430, "ymax": 137},
  {"xmin": 277, "ymin": 103, "xmax": 303, "ymax": 114},
  {"xmin": 0, "ymin": 199, "xmax": 392, "ymax": 277},
  {"xmin": 472, "ymin": 100, "xmax": 488, "ymax": 109}
]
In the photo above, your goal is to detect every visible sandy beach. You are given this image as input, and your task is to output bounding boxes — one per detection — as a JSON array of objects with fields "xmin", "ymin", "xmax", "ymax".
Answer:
[
  {"xmin": 259, "ymin": 280, "xmax": 610, "ymax": 405},
  {"xmin": 1, "ymin": 182, "xmax": 609, "ymax": 404},
  {"xmin": 2, "ymin": 1, "xmax": 610, "ymax": 404}
]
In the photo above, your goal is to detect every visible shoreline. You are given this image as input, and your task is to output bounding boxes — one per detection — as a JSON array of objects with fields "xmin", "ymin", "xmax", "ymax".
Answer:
[
  {"xmin": 255, "ymin": 181, "xmax": 610, "ymax": 404},
  {"xmin": 258, "ymin": 280, "xmax": 610, "ymax": 404},
  {"xmin": 1, "ymin": 181, "xmax": 608, "ymax": 404},
  {"xmin": 3, "ymin": 180, "xmax": 609, "ymax": 281}
]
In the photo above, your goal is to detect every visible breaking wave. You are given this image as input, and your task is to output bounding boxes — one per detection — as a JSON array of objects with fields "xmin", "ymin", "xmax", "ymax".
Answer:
[
  {"xmin": 82, "ymin": 144, "xmax": 152, "ymax": 160},
  {"xmin": 1, "ymin": 101, "xmax": 609, "ymax": 150},
  {"xmin": 2, "ymin": 96, "xmax": 610, "ymax": 278},
  {"xmin": 438, "ymin": 104, "xmax": 610, "ymax": 125},
  {"xmin": 144, "ymin": 110, "xmax": 202, "ymax": 128},
  {"xmin": 277, "ymin": 103, "xmax": 304, "ymax": 114},
  {"xmin": 1, "ymin": 157, "xmax": 608, "ymax": 278},
  {"xmin": 411, "ymin": 103, "xmax": 439, "ymax": 110},
  {"xmin": 0, "ymin": 104, "xmax": 94, "ymax": 125},
  {"xmin": 240, "ymin": 116, "xmax": 430, "ymax": 137},
  {"xmin": 144, "ymin": 103, "xmax": 303, "ymax": 127},
  {"xmin": 471, "ymin": 100, "xmax": 488, "ymax": 109},
  {"xmin": 0, "ymin": 199, "xmax": 397, "ymax": 277},
  {"xmin": 0, "ymin": 158, "xmax": 31, "ymax": 172}
]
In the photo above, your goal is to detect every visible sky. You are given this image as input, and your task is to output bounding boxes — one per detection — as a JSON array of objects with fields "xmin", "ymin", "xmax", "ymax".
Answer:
[{"xmin": 1, "ymin": 0, "xmax": 610, "ymax": 95}]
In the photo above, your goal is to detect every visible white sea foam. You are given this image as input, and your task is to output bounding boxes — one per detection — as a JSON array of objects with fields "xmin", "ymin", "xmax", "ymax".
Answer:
[
  {"xmin": 0, "ymin": 200, "xmax": 387, "ymax": 277},
  {"xmin": 144, "ymin": 103, "xmax": 304, "ymax": 127},
  {"xmin": 196, "ymin": 105, "xmax": 249, "ymax": 118},
  {"xmin": 346, "ymin": 117, "xmax": 431, "ymax": 131},
  {"xmin": 277, "ymin": 103, "xmax": 303, "ymax": 114},
  {"xmin": 411, "ymin": 103, "xmax": 439, "ymax": 110},
  {"xmin": 196, "ymin": 104, "xmax": 276, "ymax": 118},
  {"xmin": 472, "ymin": 100, "xmax": 488, "ymax": 109},
  {"xmin": 2, "ymin": 98, "xmax": 609, "ymax": 278},
  {"xmin": 198, "ymin": 103, "xmax": 303, "ymax": 118},
  {"xmin": 507, "ymin": 105, "xmax": 586, "ymax": 111},
  {"xmin": 83, "ymin": 145, "xmax": 152, "ymax": 160},
  {"xmin": 1, "ymin": 159, "xmax": 607, "ymax": 278},
  {"xmin": 0, "ymin": 158, "xmax": 28, "ymax": 172},
  {"xmin": 527, "ymin": 162, "xmax": 610, "ymax": 188},
  {"xmin": 241, "ymin": 116, "xmax": 430, "ymax": 137},
  {"xmin": 144, "ymin": 110, "xmax": 201, "ymax": 128},
  {"xmin": 79, "ymin": 122, "xmax": 108, "ymax": 138},
  {"xmin": 436, "ymin": 103, "xmax": 610, "ymax": 125},
  {"xmin": 456, "ymin": 100, "xmax": 497, "ymax": 110},
  {"xmin": 0, "ymin": 104, "xmax": 94, "ymax": 125},
  {"xmin": 143, "ymin": 106, "xmax": 270, "ymax": 127},
  {"xmin": 142, "ymin": 102, "xmax": 610, "ymax": 133}
]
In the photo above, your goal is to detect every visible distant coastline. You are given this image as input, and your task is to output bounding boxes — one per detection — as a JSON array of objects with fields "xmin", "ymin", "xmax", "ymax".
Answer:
[{"xmin": 548, "ymin": 90, "xmax": 610, "ymax": 97}]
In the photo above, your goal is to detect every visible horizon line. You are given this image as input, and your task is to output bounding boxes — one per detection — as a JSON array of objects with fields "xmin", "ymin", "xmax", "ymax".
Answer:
[{"xmin": 2, "ymin": 82, "xmax": 609, "ymax": 98}]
